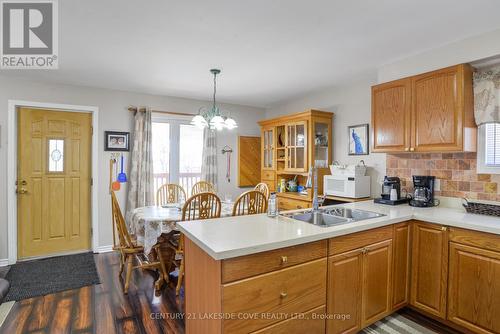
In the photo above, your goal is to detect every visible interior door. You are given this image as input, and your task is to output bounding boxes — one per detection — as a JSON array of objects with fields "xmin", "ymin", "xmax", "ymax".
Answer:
[{"xmin": 17, "ymin": 108, "xmax": 92, "ymax": 259}]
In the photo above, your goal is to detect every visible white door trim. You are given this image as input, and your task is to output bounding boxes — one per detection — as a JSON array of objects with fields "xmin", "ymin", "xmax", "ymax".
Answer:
[{"xmin": 7, "ymin": 100, "xmax": 100, "ymax": 264}]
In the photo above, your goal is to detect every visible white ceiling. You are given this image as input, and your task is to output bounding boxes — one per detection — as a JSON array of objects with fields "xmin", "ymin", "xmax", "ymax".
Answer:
[{"xmin": 3, "ymin": 0, "xmax": 500, "ymax": 107}]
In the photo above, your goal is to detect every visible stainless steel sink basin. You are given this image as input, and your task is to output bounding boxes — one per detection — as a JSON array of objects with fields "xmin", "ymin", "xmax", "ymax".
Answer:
[
  {"xmin": 289, "ymin": 211, "xmax": 349, "ymax": 227},
  {"xmin": 323, "ymin": 208, "xmax": 385, "ymax": 221},
  {"xmin": 281, "ymin": 207, "xmax": 385, "ymax": 227}
]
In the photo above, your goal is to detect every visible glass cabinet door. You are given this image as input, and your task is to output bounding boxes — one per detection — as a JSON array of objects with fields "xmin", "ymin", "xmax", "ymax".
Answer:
[
  {"xmin": 313, "ymin": 121, "xmax": 330, "ymax": 168},
  {"xmin": 262, "ymin": 128, "xmax": 274, "ymax": 169},
  {"xmin": 285, "ymin": 121, "xmax": 307, "ymax": 171}
]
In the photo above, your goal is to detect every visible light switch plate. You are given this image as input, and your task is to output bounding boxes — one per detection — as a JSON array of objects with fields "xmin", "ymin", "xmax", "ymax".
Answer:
[{"xmin": 434, "ymin": 179, "xmax": 441, "ymax": 191}]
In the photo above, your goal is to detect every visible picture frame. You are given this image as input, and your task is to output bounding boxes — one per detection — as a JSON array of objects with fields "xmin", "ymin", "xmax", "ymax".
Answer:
[
  {"xmin": 105, "ymin": 131, "xmax": 130, "ymax": 151},
  {"xmin": 348, "ymin": 124, "xmax": 369, "ymax": 155}
]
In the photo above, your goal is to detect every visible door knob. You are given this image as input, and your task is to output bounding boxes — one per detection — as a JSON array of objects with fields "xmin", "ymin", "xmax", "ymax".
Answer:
[
  {"xmin": 16, "ymin": 188, "xmax": 28, "ymax": 195},
  {"xmin": 15, "ymin": 180, "xmax": 27, "ymax": 186}
]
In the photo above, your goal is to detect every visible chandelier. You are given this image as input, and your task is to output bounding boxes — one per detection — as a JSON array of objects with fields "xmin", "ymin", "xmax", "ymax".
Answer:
[{"xmin": 191, "ymin": 69, "xmax": 237, "ymax": 131}]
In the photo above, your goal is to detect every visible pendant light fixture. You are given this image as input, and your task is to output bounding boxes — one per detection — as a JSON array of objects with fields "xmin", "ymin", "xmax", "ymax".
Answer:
[{"xmin": 191, "ymin": 69, "xmax": 238, "ymax": 131}]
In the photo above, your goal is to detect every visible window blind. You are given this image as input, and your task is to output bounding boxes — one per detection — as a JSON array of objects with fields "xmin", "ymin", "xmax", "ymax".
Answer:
[{"xmin": 485, "ymin": 123, "xmax": 500, "ymax": 166}]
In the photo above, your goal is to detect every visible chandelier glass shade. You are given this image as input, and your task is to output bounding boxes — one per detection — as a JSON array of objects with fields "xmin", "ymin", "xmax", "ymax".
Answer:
[{"xmin": 191, "ymin": 69, "xmax": 238, "ymax": 131}]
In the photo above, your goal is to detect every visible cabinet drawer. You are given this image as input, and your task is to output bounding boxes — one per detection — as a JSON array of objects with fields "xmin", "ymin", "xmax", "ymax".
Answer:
[
  {"xmin": 222, "ymin": 240, "xmax": 327, "ymax": 283},
  {"xmin": 222, "ymin": 258, "xmax": 327, "ymax": 334},
  {"xmin": 328, "ymin": 225, "xmax": 393, "ymax": 256},
  {"xmin": 261, "ymin": 170, "xmax": 275, "ymax": 181},
  {"xmin": 251, "ymin": 305, "xmax": 326, "ymax": 334},
  {"xmin": 449, "ymin": 227, "xmax": 500, "ymax": 253},
  {"xmin": 278, "ymin": 197, "xmax": 311, "ymax": 211}
]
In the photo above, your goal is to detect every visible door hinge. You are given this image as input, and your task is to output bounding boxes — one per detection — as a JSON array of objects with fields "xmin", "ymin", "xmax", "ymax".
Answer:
[
  {"xmin": 90, "ymin": 178, "xmax": 93, "ymax": 186},
  {"xmin": 91, "ymin": 126, "xmax": 94, "ymax": 135},
  {"xmin": 90, "ymin": 227, "xmax": 93, "ymax": 236}
]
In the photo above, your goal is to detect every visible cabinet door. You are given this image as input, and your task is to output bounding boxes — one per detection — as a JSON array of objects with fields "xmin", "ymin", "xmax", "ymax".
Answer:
[
  {"xmin": 392, "ymin": 222, "xmax": 411, "ymax": 309},
  {"xmin": 448, "ymin": 242, "xmax": 500, "ymax": 334},
  {"xmin": 412, "ymin": 65, "xmax": 464, "ymax": 152},
  {"xmin": 410, "ymin": 222, "xmax": 448, "ymax": 319},
  {"xmin": 285, "ymin": 121, "xmax": 307, "ymax": 172},
  {"xmin": 361, "ymin": 239, "xmax": 393, "ymax": 327},
  {"xmin": 371, "ymin": 78, "xmax": 411, "ymax": 152},
  {"xmin": 327, "ymin": 248, "xmax": 363, "ymax": 334},
  {"xmin": 262, "ymin": 127, "xmax": 274, "ymax": 170}
]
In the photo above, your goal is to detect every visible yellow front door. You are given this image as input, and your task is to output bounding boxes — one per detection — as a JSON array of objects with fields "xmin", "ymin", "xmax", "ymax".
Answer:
[{"xmin": 17, "ymin": 108, "xmax": 92, "ymax": 259}]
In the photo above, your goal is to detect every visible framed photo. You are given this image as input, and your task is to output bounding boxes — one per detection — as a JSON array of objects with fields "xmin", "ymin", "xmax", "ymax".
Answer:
[
  {"xmin": 105, "ymin": 131, "xmax": 130, "ymax": 151},
  {"xmin": 348, "ymin": 124, "xmax": 369, "ymax": 155}
]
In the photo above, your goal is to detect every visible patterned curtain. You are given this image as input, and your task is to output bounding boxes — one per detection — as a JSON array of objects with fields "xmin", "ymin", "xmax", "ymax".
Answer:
[
  {"xmin": 474, "ymin": 65, "xmax": 500, "ymax": 125},
  {"xmin": 201, "ymin": 128, "xmax": 218, "ymax": 188},
  {"xmin": 126, "ymin": 108, "xmax": 154, "ymax": 215}
]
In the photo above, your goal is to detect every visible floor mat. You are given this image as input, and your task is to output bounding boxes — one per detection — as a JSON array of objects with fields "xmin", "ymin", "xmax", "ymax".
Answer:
[
  {"xmin": 4, "ymin": 252, "xmax": 100, "ymax": 302},
  {"xmin": 361, "ymin": 313, "xmax": 438, "ymax": 334}
]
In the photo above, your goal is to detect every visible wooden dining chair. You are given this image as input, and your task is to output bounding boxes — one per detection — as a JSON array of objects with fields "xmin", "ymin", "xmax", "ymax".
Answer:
[
  {"xmin": 232, "ymin": 190, "xmax": 268, "ymax": 216},
  {"xmin": 170, "ymin": 192, "xmax": 221, "ymax": 295},
  {"xmin": 156, "ymin": 183, "xmax": 187, "ymax": 206},
  {"xmin": 111, "ymin": 191, "xmax": 168, "ymax": 294},
  {"xmin": 191, "ymin": 181, "xmax": 216, "ymax": 196},
  {"xmin": 254, "ymin": 182, "xmax": 270, "ymax": 199}
]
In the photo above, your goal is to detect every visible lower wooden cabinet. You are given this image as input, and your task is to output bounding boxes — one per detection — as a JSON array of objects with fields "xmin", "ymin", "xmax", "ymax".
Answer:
[
  {"xmin": 327, "ymin": 230, "xmax": 393, "ymax": 334},
  {"xmin": 392, "ymin": 222, "xmax": 411, "ymax": 309},
  {"xmin": 277, "ymin": 196, "xmax": 311, "ymax": 211},
  {"xmin": 410, "ymin": 221, "xmax": 448, "ymax": 319},
  {"xmin": 447, "ymin": 229, "xmax": 500, "ymax": 334}
]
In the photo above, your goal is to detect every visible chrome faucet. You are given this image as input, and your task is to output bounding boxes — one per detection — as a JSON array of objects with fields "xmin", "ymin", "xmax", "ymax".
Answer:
[{"xmin": 306, "ymin": 167, "xmax": 320, "ymax": 212}]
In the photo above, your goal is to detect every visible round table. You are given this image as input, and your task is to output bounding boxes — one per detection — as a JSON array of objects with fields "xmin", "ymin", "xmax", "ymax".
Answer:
[{"xmin": 127, "ymin": 202, "xmax": 234, "ymax": 254}]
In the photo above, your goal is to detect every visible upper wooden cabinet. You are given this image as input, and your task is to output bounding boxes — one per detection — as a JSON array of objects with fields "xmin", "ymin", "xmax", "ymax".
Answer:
[
  {"xmin": 372, "ymin": 78, "xmax": 412, "ymax": 152},
  {"xmin": 372, "ymin": 64, "xmax": 476, "ymax": 153}
]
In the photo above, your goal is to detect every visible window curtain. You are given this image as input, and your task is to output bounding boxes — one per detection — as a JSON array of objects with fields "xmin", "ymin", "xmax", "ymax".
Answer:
[
  {"xmin": 201, "ymin": 128, "xmax": 218, "ymax": 188},
  {"xmin": 474, "ymin": 64, "xmax": 500, "ymax": 125},
  {"xmin": 126, "ymin": 108, "xmax": 154, "ymax": 215}
]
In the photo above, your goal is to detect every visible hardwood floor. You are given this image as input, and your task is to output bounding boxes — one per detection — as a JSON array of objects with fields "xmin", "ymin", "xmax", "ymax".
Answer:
[{"xmin": 0, "ymin": 252, "xmax": 184, "ymax": 334}]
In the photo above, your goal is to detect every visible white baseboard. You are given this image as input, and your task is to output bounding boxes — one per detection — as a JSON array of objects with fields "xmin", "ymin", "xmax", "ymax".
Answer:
[
  {"xmin": 0, "ymin": 259, "xmax": 9, "ymax": 267},
  {"xmin": 95, "ymin": 245, "xmax": 114, "ymax": 253}
]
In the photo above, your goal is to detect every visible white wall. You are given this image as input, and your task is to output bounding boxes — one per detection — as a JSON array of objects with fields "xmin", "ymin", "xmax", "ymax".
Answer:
[
  {"xmin": 378, "ymin": 28, "xmax": 500, "ymax": 83},
  {"xmin": 0, "ymin": 75, "xmax": 265, "ymax": 260},
  {"xmin": 265, "ymin": 72, "xmax": 386, "ymax": 197}
]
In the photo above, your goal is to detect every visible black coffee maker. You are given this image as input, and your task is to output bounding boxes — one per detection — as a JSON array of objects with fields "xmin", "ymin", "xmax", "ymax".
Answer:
[{"xmin": 409, "ymin": 175, "xmax": 437, "ymax": 207}]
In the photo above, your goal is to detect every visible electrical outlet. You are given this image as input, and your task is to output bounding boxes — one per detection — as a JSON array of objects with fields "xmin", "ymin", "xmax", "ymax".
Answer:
[{"xmin": 434, "ymin": 179, "xmax": 441, "ymax": 191}]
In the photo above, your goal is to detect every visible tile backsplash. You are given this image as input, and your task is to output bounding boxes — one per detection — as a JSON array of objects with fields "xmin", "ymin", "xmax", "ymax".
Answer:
[{"xmin": 386, "ymin": 153, "xmax": 500, "ymax": 201}]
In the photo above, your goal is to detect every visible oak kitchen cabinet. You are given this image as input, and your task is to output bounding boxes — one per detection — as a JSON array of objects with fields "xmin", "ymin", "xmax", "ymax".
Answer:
[
  {"xmin": 327, "ymin": 226, "xmax": 393, "ymax": 334},
  {"xmin": 410, "ymin": 221, "xmax": 449, "ymax": 319},
  {"xmin": 258, "ymin": 110, "xmax": 333, "ymax": 209},
  {"xmin": 372, "ymin": 64, "xmax": 476, "ymax": 153},
  {"xmin": 392, "ymin": 222, "xmax": 411, "ymax": 310},
  {"xmin": 447, "ymin": 228, "xmax": 500, "ymax": 334}
]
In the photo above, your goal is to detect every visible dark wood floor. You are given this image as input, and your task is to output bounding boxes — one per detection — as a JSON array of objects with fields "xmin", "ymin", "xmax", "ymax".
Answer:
[{"xmin": 1, "ymin": 252, "xmax": 184, "ymax": 334}]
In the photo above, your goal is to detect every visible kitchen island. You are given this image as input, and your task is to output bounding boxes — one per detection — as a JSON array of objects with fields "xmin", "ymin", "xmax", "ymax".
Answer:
[{"xmin": 178, "ymin": 201, "xmax": 500, "ymax": 334}]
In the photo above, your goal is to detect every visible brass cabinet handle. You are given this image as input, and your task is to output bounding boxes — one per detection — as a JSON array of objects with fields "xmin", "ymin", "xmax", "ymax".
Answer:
[
  {"xmin": 281, "ymin": 256, "xmax": 288, "ymax": 264},
  {"xmin": 280, "ymin": 292, "xmax": 287, "ymax": 298},
  {"xmin": 441, "ymin": 226, "xmax": 447, "ymax": 232},
  {"xmin": 404, "ymin": 148, "xmax": 409, "ymax": 152},
  {"xmin": 410, "ymin": 147, "xmax": 415, "ymax": 152},
  {"xmin": 361, "ymin": 248, "xmax": 368, "ymax": 255}
]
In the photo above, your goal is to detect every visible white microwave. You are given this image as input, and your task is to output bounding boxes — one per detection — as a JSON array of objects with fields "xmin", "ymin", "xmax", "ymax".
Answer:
[{"xmin": 324, "ymin": 175, "xmax": 371, "ymax": 198}]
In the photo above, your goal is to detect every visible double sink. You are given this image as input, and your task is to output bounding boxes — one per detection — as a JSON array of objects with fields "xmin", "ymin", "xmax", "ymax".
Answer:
[{"xmin": 281, "ymin": 207, "xmax": 385, "ymax": 227}]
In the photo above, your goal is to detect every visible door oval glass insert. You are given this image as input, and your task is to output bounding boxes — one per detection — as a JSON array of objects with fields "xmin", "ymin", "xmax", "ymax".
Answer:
[{"xmin": 48, "ymin": 139, "xmax": 64, "ymax": 172}]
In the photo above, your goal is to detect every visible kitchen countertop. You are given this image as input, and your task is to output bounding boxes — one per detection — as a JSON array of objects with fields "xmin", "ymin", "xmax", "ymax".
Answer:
[{"xmin": 177, "ymin": 200, "xmax": 500, "ymax": 260}]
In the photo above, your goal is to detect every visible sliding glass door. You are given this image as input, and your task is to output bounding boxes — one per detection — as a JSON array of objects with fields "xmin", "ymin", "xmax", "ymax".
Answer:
[{"xmin": 152, "ymin": 115, "xmax": 204, "ymax": 199}]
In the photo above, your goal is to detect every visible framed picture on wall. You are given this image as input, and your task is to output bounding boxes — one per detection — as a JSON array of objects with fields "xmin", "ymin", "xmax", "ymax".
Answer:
[
  {"xmin": 105, "ymin": 131, "xmax": 130, "ymax": 151},
  {"xmin": 348, "ymin": 124, "xmax": 369, "ymax": 155}
]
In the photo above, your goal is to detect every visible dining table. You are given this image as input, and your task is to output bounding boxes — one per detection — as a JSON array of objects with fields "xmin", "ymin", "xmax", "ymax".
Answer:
[{"xmin": 127, "ymin": 201, "xmax": 234, "ymax": 255}]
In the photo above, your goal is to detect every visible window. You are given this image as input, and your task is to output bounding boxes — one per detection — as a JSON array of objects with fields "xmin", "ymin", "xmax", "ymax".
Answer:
[
  {"xmin": 48, "ymin": 139, "xmax": 64, "ymax": 172},
  {"xmin": 478, "ymin": 123, "xmax": 500, "ymax": 174},
  {"xmin": 152, "ymin": 115, "xmax": 204, "ymax": 199}
]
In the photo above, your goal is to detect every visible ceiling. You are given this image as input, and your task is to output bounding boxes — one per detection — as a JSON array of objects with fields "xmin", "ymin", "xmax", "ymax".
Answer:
[{"xmin": 3, "ymin": 0, "xmax": 500, "ymax": 107}]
